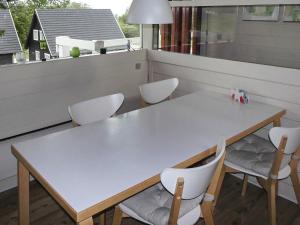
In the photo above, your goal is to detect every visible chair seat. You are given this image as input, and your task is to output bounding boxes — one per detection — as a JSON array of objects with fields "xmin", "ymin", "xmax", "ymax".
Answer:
[
  {"xmin": 120, "ymin": 184, "xmax": 203, "ymax": 225},
  {"xmin": 225, "ymin": 134, "xmax": 291, "ymax": 179}
]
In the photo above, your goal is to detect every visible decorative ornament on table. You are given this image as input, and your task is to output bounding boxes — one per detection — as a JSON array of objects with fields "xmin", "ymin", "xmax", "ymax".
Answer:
[{"xmin": 230, "ymin": 88, "xmax": 249, "ymax": 104}]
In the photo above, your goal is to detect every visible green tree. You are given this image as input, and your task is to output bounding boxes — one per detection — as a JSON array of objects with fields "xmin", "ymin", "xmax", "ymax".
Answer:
[
  {"xmin": 117, "ymin": 9, "xmax": 140, "ymax": 38},
  {"xmin": 0, "ymin": 0, "xmax": 8, "ymax": 37},
  {"xmin": 27, "ymin": 0, "xmax": 70, "ymax": 9},
  {"xmin": 67, "ymin": 1, "xmax": 89, "ymax": 9},
  {"xmin": 8, "ymin": 0, "xmax": 71, "ymax": 48},
  {"xmin": 0, "ymin": 1, "xmax": 6, "ymax": 9},
  {"xmin": 8, "ymin": 1, "xmax": 31, "ymax": 46}
]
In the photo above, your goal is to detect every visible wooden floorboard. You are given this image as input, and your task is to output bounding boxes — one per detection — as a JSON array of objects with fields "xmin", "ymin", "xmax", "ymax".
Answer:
[{"xmin": 0, "ymin": 175, "xmax": 299, "ymax": 225}]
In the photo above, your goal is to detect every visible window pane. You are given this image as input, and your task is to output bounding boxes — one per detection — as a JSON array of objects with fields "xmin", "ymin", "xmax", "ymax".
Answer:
[
  {"xmin": 200, "ymin": 7, "xmax": 237, "ymax": 59},
  {"xmin": 155, "ymin": 5, "xmax": 300, "ymax": 70},
  {"xmin": 0, "ymin": 0, "xmax": 140, "ymax": 66}
]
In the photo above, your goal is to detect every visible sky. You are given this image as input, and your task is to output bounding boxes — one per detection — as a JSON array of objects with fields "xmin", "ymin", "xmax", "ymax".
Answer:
[{"xmin": 72, "ymin": 0, "xmax": 133, "ymax": 16}]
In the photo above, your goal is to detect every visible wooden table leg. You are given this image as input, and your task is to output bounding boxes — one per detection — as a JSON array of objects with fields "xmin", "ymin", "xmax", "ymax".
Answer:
[
  {"xmin": 18, "ymin": 161, "xmax": 30, "ymax": 225},
  {"xmin": 77, "ymin": 217, "xmax": 94, "ymax": 225}
]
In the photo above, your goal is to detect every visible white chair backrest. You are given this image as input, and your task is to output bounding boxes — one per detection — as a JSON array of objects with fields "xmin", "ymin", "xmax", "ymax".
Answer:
[
  {"xmin": 269, "ymin": 127, "xmax": 300, "ymax": 155},
  {"xmin": 68, "ymin": 93, "xmax": 124, "ymax": 125},
  {"xmin": 161, "ymin": 139, "xmax": 226, "ymax": 199},
  {"xmin": 139, "ymin": 78, "xmax": 179, "ymax": 104}
]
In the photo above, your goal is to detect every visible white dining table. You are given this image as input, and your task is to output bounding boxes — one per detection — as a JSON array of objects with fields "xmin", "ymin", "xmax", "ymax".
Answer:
[{"xmin": 12, "ymin": 90, "xmax": 285, "ymax": 225}]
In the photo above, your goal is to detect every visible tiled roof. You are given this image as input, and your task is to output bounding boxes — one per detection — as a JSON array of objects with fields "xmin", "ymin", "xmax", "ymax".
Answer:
[
  {"xmin": 0, "ymin": 9, "xmax": 22, "ymax": 54},
  {"xmin": 35, "ymin": 9, "xmax": 125, "ymax": 55}
]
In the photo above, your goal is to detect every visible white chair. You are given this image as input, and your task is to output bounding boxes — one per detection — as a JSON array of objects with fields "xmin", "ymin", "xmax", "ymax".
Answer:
[
  {"xmin": 216, "ymin": 127, "xmax": 300, "ymax": 225},
  {"xmin": 68, "ymin": 93, "xmax": 124, "ymax": 126},
  {"xmin": 139, "ymin": 78, "xmax": 179, "ymax": 106},
  {"xmin": 112, "ymin": 139, "xmax": 226, "ymax": 225}
]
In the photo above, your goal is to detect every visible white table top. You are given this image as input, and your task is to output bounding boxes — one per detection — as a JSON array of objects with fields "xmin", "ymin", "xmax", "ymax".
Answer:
[{"xmin": 12, "ymin": 91, "xmax": 284, "ymax": 213}]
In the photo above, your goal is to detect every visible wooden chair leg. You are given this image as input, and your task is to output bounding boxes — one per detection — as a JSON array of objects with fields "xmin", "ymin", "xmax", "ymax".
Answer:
[
  {"xmin": 77, "ymin": 217, "xmax": 94, "ymax": 225},
  {"xmin": 201, "ymin": 201, "xmax": 215, "ymax": 225},
  {"xmin": 212, "ymin": 165, "xmax": 226, "ymax": 208},
  {"xmin": 257, "ymin": 177, "xmax": 268, "ymax": 191},
  {"xmin": 241, "ymin": 175, "xmax": 248, "ymax": 196},
  {"xmin": 267, "ymin": 179, "xmax": 278, "ymax": 225},
  {"xmin": 169, "ymin": 178, "xmax": 184, "ymax": 225},
  {"xmin": 99, "ymin": 213, "xmax": 105, "ymax": 225},
  {"xmin": 290, "ymin": 161, "xmax": 300, "ymax": 207},
  {"xmin": 112, "ymin": 206, "xmax": 123, "ymax": 225}
]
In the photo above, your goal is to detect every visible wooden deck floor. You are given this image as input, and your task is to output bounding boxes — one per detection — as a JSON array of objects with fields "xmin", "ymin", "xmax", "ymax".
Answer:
[{"xmin": 0, "ymin": 175, "xmax": 299, "ymax": 225}]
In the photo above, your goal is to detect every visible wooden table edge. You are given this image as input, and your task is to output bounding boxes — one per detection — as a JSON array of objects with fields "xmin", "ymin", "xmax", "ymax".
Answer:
[
  {"xmin": 227, "ymin": 110, "xmax": 286, "ymax": 145},
  {"xmin": 78, "ymin": 110, "xmax": 286, "ymax": 221},
  {"xmin": 12, "ymin": 109, "xmax": 286, "ymax": 223},
  {"xmin": 11, "ymin": 145, "xmax": 79, "ymax": 221}
]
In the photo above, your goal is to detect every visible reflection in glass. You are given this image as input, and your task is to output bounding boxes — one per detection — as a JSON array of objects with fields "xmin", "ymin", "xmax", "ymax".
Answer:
[
  {"xmin": 284, "ymin": 5, "xmax": 300, "ymax": 22},
  {"xmin": 155, "ymin": 5, "xmax": 300, "ymax": 70},
  {"xmin": 242, "ymin": 6, "xmax": 279, "ymax": 21}
]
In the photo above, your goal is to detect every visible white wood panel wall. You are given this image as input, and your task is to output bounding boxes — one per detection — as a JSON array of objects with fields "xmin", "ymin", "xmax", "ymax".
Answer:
[
  {"xmin": 148, "ymin": 50, "xmax": 300, "ymax": 203},
  {"xmin": 0, "ymin": 51, "xmax": 148, "ymax": 192},
  {"xmin": 0, "ymin": 50, "xmax": 147, "ymax": 139}
]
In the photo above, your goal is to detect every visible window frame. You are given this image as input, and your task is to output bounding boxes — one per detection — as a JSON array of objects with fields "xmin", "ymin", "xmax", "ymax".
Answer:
[
  {"xmin": 33, "ymin": 29, "xmax": 39, "ymax": 41},
  {"xmin": 146, "ymin": 0, "xmax": 300, "ymax": 50},
  {"xmin": 39, "ymin": 30, "xmax": 45, "ymax": 41},
  {"xmin": 169, "ymin": 0, "xmax": 300, "ymax": 7},
  {"xmin": 152, "ymin": 1, "xmax": 300, "ymax": 70},
  {"xmin": 242, "ymin": 5, "xmax": 280, "ymax": 21}
]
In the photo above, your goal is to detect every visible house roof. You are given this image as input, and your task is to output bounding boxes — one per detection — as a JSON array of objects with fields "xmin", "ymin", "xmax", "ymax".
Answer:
[
  {"xmin": 0, "ymin": 9, "xmax": 22, "ymax": 54},
  {"xmin": 27, "ymin": 9, "xmax": 125, "ymax": 55}
]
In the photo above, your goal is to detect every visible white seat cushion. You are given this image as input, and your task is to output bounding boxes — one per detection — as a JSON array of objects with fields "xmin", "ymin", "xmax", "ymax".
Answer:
[
  {"xmin": 120, "ymin": 203, "xmax": 201, "ymax": 225},
  {"xmin": 120, "ymin": 184, "xmax": 203, "ymax": 225},
  {"xmin": 225, "ymin": 134, "xmax": 291, "ymax": 178}
]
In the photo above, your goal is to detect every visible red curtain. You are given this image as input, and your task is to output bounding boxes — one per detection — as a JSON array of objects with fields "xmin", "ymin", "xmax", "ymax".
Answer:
[{"xmin": 160, "ymin": 7, "xmax": 202, "ymax": 55}]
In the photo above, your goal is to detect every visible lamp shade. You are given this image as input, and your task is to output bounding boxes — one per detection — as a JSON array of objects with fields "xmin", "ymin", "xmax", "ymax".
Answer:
[{"xmin": 127, "ymin": 0, "xmax": 173, "ymax": 24}]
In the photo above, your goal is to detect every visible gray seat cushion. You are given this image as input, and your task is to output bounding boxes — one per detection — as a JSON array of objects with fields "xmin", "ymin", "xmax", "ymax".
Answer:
[
  {"xmin": 226, "ymin": 134, "xmax": 291, "ymax": 177},
  {"xmin": 122, "ymin": 183, "xmax": 203, "ymax": 225}
]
